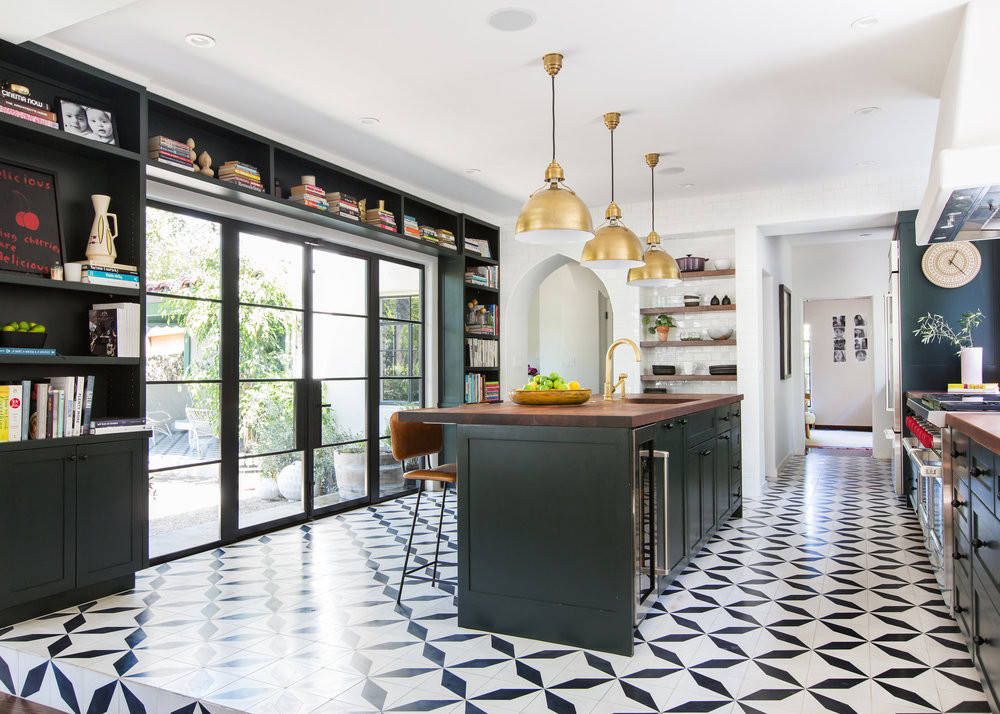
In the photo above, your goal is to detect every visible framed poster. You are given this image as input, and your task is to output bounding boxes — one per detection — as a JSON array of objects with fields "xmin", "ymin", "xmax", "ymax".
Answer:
[
  {"xmin": 0, "ymin": 160, "xmax": 63, "ymax": 276},
  {"xmin": 779, "ymin": 284, "xmax": 792, "ymax": 380}
]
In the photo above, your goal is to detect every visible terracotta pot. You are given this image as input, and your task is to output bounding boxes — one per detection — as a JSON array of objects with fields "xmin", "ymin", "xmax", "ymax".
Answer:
[{"xmin": 655, "ymin": 325, "xmax": 670, "ymax": 342}]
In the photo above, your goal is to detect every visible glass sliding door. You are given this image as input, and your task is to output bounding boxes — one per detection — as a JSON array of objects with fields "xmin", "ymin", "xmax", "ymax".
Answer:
[
  {"xmin": 311, "ymin": 249, "xmax": 371, "ymax": 510},
  {"xmin": 145, "ymin": 207, "xmax": 223, "ymax": 558},
  {"xmin": 237, "ymin": 232, "xmax": 306, "ymax": 529},
  {"xmin": 377, "ymin": 260, "xmax": 425, "ymax": 498}
]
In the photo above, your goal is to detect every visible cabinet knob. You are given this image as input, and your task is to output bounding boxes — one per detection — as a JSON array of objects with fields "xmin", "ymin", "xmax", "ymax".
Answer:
[
  {"xmin": 720, "ymin": 434, "xmax": 730, "ymax": 440},
  {"xmin": 954, "ymin": 499, "xmax": 966, "ymax": 509},
  {"xmin": 65, "ymin": 454, "xmax": 79, "ymax": 463},
  {"xmin": 679, "ymin": 419, "xmax": 688, "ymax": 426},
  {"xmin": 973, "ymin": 538, "xmax": 988, "ymax": 549},
  {"xmin": 733, "ymin": 465, "xmax": 741, "ymax": 471},
  {"xmin": 955, "ymin": 604, "xmax": 966, "ymax": 613},
  {"xmin": 971, "ymin": 465, "xmax": 991, "ymax": 477},
  {"xmin": 664, "ymin": 422, "xmax": 675, "ymax": 430},
  {"xmin": 953, "ymin": 551, "xmax": 966, "ymax": 560},
  {"xmin": 700, "ymin": 449, "xmax": 712, "ymax": 456},
  {"xmin": 953, "ymin": 448, "xmax": 966, "ymax": 458},
  {"xmin": 721, "ymin": 415, "xmax": 730, "ymax": 422},
  {"xmin": 975, "ymin": 636, "xmax": 990, "ymax": 647}
]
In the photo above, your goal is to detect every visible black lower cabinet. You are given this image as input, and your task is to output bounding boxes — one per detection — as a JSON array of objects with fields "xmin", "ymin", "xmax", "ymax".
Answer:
[
  {"xmin": 730, "ymin": 427, "xmax": 742, "ymax": 508},
  {"xmin": 974, "ymin": 581, "xmax": 1000, "ymax": 706},
  {"xmin": 715, "ymin": 433, "xmax": 731, "ymax": 521},
  {"xmin": 655, "ymin": 420, "xmax": 687, "ymax": 573},
  {"xmin": 684, "ymin": 442, "xmax": 704, "ymax": 551},
  {"xmin": 698, "ymin": 444, "xmax": 715, "ymax": 543},
  {"xmin": 0, "ymin": 435, "xmax": 148, "ymax": 626}
]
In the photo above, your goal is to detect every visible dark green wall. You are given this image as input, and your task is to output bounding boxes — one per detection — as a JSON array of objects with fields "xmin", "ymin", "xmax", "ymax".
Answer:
[{"xmin": 899, "ymin": 210, "xmax": 1000, "ymax": 391}]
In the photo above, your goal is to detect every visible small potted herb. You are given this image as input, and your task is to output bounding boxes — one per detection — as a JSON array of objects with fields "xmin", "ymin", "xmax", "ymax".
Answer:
[
  {"xmin": 913, "ymin": 310, "xmax": 986, "ymax": 383},
  {"xmin": 645, "ymin": 314, "xmax": 676, "ymax": 342}
]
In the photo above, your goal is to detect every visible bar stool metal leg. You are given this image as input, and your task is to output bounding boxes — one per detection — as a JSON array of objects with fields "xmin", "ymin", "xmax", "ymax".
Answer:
[
  {"xmin": 432, "ymin": 482, "xmax": 448, "ymax": 586},
  {"xmin": 397, "ymin": 480, "xmax": 424, "ymax": 605}
]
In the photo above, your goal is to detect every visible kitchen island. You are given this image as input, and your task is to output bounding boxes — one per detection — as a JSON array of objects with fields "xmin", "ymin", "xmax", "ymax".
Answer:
[{"xmin": 399, "ymin": 392, "xmax": 744, "ymax": 655}]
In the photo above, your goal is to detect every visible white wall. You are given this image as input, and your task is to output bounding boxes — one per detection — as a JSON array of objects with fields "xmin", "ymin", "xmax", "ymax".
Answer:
[
  {"xmin": 761, "ymin": 237, "xmax": 796, "ymax": 476},
  {"xmin": 804, "ymin": 298, "xmax": 875, "ymax": 427}
]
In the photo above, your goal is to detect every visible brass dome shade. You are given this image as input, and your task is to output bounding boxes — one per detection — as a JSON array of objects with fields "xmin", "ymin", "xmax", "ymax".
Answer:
[
  {"xmin": 515, "ymin": 53, "xmax": 594, "ymax": 245},
  {"xmin": 580, "ymin": 113, "xmax": 644, "ymax": 270},
  {"xmin": 628, "ymin": 153, "xmax": 681, "ymax": 286}
]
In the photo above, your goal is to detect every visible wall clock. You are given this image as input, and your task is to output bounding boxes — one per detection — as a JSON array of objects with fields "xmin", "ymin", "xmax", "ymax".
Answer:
[{"xmin": 921, "ymin": 242, "xmax": 982, "ymax": 288}]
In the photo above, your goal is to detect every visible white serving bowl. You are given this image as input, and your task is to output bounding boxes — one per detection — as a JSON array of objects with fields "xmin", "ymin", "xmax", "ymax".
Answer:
[
  {"xmin": 708, "ymin": 327, "xmax": 734, "ymax": 340},
  {"xmin": 712, "ymin": 258, "xmax": 733, "ymax": 271}
]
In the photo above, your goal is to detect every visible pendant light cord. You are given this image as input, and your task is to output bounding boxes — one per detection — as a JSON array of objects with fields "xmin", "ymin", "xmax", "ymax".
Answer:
[
  {"xmin": 551, "ymin": 75, "xmax": 556, "ymax": 163},
  {"xmin": 650, "ymin": 164, "xmax": 655, "ymax": 230},
  {"xmin": 610, "ymin": 128, "xmax": 615, "ymax": 203}
]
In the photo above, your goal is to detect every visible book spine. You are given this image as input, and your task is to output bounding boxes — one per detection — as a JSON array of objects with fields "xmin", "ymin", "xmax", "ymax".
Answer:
[
  {"xmin": 90, "ymin": 425, "xmax": 149, "ymax": 435},
  {"xmin": 0, "ymin": 385, "xmax": 8, "ymax": 441},
  {"xmin": 2, "ymin": 99, "xmax": 57, "ymax": 122},
  {"xmin": 83, "ymin": 269, "xmax": 140, "ymax": 281},
  {"xmin": 80, "ymin": 376, "xmax": 94, "ymax": 435},
  {"xmin": 91, "ymin": 417, "xmax": 146, "ymax": 428},
  {"xmin": 73, "ymin": 376, "xmax": 84, "ymax": 437},
  {"xmin": 0, "ymin": 105, "xmax": 59, "ymax": 129},
  {"xmin": 7, "ymin": 384, "xmax": 22, "ymax": 442},
  {"xmin": 20, "ymin": 380, "xmax": 30, "ymax": 440},
  {"xmin": 31, "ymin": 384, "xmax": 47, "ymax": 439},
  {"xmin": 81, "ymin": 277, "xmax": 140, "ymax": 289}
]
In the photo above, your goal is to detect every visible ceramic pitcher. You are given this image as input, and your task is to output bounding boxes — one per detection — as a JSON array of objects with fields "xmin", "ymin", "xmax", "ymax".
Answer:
[{"xmin": 86, "ymin": 194, "xmax": 118, "ymax": 265}]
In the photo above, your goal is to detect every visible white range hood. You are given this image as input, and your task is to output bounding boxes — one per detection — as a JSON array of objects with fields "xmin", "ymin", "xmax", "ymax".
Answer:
[{"xmin": 916, "ymin": 1, "xmax": 1000, "ymax": 245}]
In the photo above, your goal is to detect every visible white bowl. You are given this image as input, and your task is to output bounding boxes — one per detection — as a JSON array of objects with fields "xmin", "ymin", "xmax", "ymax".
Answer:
[
  {"xmin": 708, "ymin": 327, "xmax": 734, "ymax": 340},
  {"xmin": 712, "ymin": 258, "xmax": 733, "ymax": 271}
]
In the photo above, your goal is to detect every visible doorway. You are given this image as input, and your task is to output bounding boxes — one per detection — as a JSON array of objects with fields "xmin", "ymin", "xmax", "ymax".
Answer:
[{"xmin": 803, "ymin": 297, "xmax": 875, "ymax": 453}]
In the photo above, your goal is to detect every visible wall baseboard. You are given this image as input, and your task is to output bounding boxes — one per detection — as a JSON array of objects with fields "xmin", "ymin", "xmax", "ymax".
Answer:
[{"xmin": 813, "ymin": 425, "xmax": 872, "ymax": 432}]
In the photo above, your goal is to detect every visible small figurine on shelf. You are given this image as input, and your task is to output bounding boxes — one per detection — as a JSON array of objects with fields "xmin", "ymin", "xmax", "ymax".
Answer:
[
  {"xmin": 197, "ymin": 151, "xmax": 214, "ymax": 178},
  {"xmin": 721, "ymin": 295, "xmax": 732, "ymax": 305},
  {"xmin": 710, "ymin": 295, "xmax": 721, "ymax": 306},
  {"xmin": 185, "ymin": 138, "xmax": 197, "ymax": 162}
]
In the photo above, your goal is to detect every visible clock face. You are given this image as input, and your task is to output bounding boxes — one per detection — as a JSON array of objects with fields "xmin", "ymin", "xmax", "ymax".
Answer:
[{"xmin": 921, "ymin": 242, "xmax": 982, "ymax": 288}]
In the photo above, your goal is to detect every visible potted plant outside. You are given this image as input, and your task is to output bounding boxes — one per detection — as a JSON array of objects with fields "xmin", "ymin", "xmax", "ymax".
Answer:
[
  {"xmin": 913, "ymin": 310, "xmax": 986, "ymax": 384},
  {"xmin": 646, "ymin": 314, "xmax": 676, "ymax": 342}
]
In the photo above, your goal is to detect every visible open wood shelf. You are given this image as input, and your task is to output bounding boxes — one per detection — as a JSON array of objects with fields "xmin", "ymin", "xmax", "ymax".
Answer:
[
  {"xmin": 679, "ymin": 269, "xmax": 735, "ymax": 280},
  {"xmin": 0, "ymin": 271, "xmax": 141, "ymax": 297},
  {"xmin": 640, "ymin": 374, "xmax": 737, "ymax": 382},
  {"xmin": 464, "ymin": 282, "xmax": 498, "ymax": 294},
  {"xmin": 0, "ymin": 112, "xmax": 143, "ymax": 163},
  {"xmin": 640, "ymin": 304, "xmax": 736, "ymax": 316},
  {"xmin": 464, "ymin": 254, "xmax": 498, "ymax": 266},
  {"xmin": 641, "ymin": 339, "xmax": 736, "ymax": 348}
]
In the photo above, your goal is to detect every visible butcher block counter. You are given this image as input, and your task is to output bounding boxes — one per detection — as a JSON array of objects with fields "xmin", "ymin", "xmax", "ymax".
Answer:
[{"xmin": 399, "ymin": 392, "xmax": 744, "ymax": 655}]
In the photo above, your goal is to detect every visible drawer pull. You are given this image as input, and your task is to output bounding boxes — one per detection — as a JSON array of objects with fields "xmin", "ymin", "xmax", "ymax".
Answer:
[
  {"xmin": 700, "ymin": 449, "xmax": 713, "ymax": 456},
  {"xmin": 720, "ymin": 415, "xmax": 730, "ymax": 422},
  {"xmin": 953, "ymin": 448, "xmax": 966, "ymax": 458},
  {"xmin": 679, "ymin": 419, "xmax": 688, "ymax": 426},
  {"xmin": 734, "ymin": 410, "xmax": 741, "ymax": 416},
  {"xmin": 975, "ymin": 636, "xmax": 990, "ymax": 647},
  {"xmin": 955, "ymin": 605, "xmax": 966, "ymax": 613},
  {"xmin": 972, "ymin": 538, "xmax": 989, "ymax": 549},
  {"xmin": 953, "ymin": 551, "xmax": 965, "ymax": 560},
  {"xmin": 664, "ymin": 422, "xmax": 675, "ymax": 430},
  {"xmin": 733, "ymin": 465, "xmax": 741, "ymax": 471},
  {"xmin": 971, "ymin": 465, "xmax": 991, "ymax": 477},
  {"xmin": 954, "ymin": 499, "xmax": 966, "ymax": 509},
  {"xmin": 720, "ymin": 434, "xmax": 730, "ymax": 441}
]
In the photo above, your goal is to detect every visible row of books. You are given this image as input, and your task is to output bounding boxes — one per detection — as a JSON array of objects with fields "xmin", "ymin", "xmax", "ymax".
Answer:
[
  {"xmin": 1, "ymin": 83, "xmax": 59, "ymax": 129},
  {"xmin": 464, "ymin": 373, "xmax": 500, "ymax": 404},
  {"xmin": 465, "ymin": 304, "xmax": 498, "ymax": 337},
  {"xmin": 88, "ymin": 302, "xmax": 140, "ymax": 358},
  {"xmin": 327, "ymin": 192, "xmax": 360, "ymax": 220},
  {"xmin": 290, "ymin": 179, "xmax": 329, "ymax": 211},
  {"xmin": 364, "ymin": 200, "xmax": 398, "ymax": 232},
  {"xmin": 465, "ymin": 265, "xmax": 498, "ymax": 289},
  {"xmin": 219, "ymin": 161, "xmax": 264, "ymax": 192},
  {"xmin": 148, "ymin": 135, "xmax": 193, "ymax": 170},
  {"xmin": 464, "ymin": 238, "xmax": 493, "ymax": 258},
  {"xmin": 947, "ymin": 383, "xmax": 1000, "ymax": 394},
  {"xmin": 79, "ymin": 261, "xmax": 139, "ymax": 289},
  {"xmin": 0, "ymin": 377, "xmax": 94, "ymax": 441},
  {"xmin": 465, "ymin": 338, "xmax": 499, "ymax": 369}
]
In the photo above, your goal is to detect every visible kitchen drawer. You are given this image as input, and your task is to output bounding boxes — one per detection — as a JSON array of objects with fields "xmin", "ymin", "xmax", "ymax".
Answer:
[
  {"xmin": 974, "ymin": 579, "xmax": 1000, "ymax": 707},
  {"xmin": 970, "ymin": 442, "xmax": 995, "ymax": 513},
  {"xmin": 715, "ymin": 406, "xmax": 733, "ymax": 432},
  {"xmin": 952, "ymin": 430, "xmax": 971, "ymax": 479},
  {"xmin": 730, "ymin": 402, "xmax": 742, "ymax": 421},
  {"xmin": 954, "ymin": 483, "xmax": 972, "ymax": 541},
  {"xmin": 954, "ymin": 526, "xmax": 973, "ymax": 574},
  {"xmin": 972, "ymin": 497, "xmax": 1000, "ymax": 594},
  {"xmin": 954, "ymin": 548, "xmax": 972, "ymax": 638},
  {"xmin": 685, "ymin": 411, "xmax": 715, "ymax": 445}
]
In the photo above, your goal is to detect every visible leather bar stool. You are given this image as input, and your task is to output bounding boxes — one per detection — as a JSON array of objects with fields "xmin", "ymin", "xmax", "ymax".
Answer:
[{"xmin": 389, "ymin": 411, "xmax": 457, "ymax": 604}]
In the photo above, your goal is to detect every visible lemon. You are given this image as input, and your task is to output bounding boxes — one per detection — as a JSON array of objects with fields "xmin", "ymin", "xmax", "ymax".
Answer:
[
  {"xmin": 29, "ymin": 325, "xmax": 45, "ymax": 333},
  {"xmin": 568, "ymin": 380, "xmax": 580, "ymax": 390},
  {"xmin": 1, "ymin": 325, "xmax": 14, "ymax": 332}
]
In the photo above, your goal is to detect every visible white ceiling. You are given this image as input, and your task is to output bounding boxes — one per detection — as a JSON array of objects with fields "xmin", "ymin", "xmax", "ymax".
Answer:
[{"xmin": 37, "ymin": 0, "xmax": 966, "ymax": 216}]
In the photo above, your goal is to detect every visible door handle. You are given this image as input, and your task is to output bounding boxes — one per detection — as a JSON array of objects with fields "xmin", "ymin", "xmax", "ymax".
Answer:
[
  {"xmin": 972, "ymin": 538, "xmax": 989, "ymax": 550},
  {"xmin": 975, "ymin": 636, "xmax": 990, "ymax": 647},
  {"xmin": 953, "ymin": 551, "xmax": 966, "ymax": 560},
  {"xmin": 953, "ymin": 448, "xmax": 966, "ymax": 458},
  {"xmin": 719, "ymin": 434, "xmax": 730, "ymax": 440},
  {"xmin": 700, "ymin": 449, "xmax": 712, "ymax": 456},
  {"xmin": 65, "ymin": 454, "xmax": 79, "ymax": 463},
  {"xmin": 955, "ymin": 604, "xmax": 966, "ymax": 613},
  {"xmin": 971, "ymin": 465, "xmax": 991, "ymax": 477},
  {"xmin": 954, "ymin": 499, "xmax": 966, "ymax": 509}
]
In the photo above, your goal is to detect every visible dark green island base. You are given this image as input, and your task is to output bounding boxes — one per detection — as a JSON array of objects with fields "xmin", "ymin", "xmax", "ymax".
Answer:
[{"xmin": 399, "ymin": 392, "xmax": 743, "ymax": 655}]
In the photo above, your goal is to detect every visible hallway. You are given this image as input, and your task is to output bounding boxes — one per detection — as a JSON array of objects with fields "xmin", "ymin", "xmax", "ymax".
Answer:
[{"xmin": 0, "ymin": 454, "xmax": 987, "ymax": 713}]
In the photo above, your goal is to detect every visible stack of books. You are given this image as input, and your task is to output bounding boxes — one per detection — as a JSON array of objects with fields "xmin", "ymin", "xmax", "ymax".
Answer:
[
  {"xmin": 327, "ymin": 192, "xmax": 360, "ymax": 221},
  {"xmin": 947, "ymin": 383, "xmax": 1000, "ymax": 394},
  {"xmin": 465, "ymin": 304, "xmax": 499, "ymax": 337},
  {"xmin": 364, "ymin": 201, "xmax": 398, "ymax": 232},
  {"xmin": 419, "ymin": 226, "xmax": 439, "ymax": 244},
  {"xmin": 403, "ymin": 215, "xmax": 420, "ymax": 239},
  {"xmin": 465, "ymin": 238, "xmax": 493, "ymax": 258},
  {"xmin": 465, "ymin": 265, "xmax": 498, "ymax": 289},
  {"xmin": 437, "ymin": 229, "xmax": 458, "ymax": 250},
  {"xmin": 0, "ymin": 376, "xmax": 96, "ymax": 441},
  {"xmin": 79, "ymin": 261, "xmax": 139, "ymax": 289},
  {"xmin": 218, "ymin": 161, "xmax": 264, "ymax": 192},
  {"xmin": 466, "ymin": 337, "xmax": 499, "ymax": 368},
  {"xmin": 88, "ymin": 302, "xmax": 140, "ymax": 358},
  {"xmin": 290, "ymin": 179, "xmax": 329, "ymax": 211},
  {"xmin": 89, "ymin": 417, "xmax": 148, "ymax": 435},
  {"xmin": 1, "ymin": 83, "xmax": 59, "ymax": 129},
  {"xmin": 464, "ymin": 373, "xmax": 501, "ymax": 404},
  {"xmin": 148, "ymin": 136, "xmax": 193, "ymax": 170}
]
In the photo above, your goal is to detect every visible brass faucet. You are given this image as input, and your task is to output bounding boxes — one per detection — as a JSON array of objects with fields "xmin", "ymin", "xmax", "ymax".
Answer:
[{"xmin": 603, "ymin": 338, "xmax": 641, "ymax": 399}]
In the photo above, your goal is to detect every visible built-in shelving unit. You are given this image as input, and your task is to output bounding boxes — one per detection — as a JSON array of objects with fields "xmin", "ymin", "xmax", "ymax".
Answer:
[
  {"xmin": 641, "ymin": 339, "xmax": 736, "ymax": 348},
  {"xmin": 677, "ymin": 269, "xmax": 735, "ymax": 281}
]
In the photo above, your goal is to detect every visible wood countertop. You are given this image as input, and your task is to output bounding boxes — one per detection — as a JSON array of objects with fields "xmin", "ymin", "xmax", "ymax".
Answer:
[
  {"xmin": 946, "ymin": 413, "xmax": 1000, "ymax": 455},
  {"xmin": 398, "ymin": 393, "xmax": 743, "ymax": 428}
]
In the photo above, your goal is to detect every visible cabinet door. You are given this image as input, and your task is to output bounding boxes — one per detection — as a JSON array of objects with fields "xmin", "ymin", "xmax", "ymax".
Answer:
[
  {"xmin": 715, "ymin": 433, "xmax": 731, "ymax": 520},
  {"xmin": 730, "ymin": 427, "xmax": 742, "ymax": 507},
  {"xmin": 656, "ymin": 420, "xmax": 686, "ymax": 572},
  {"xmin": 684, "ymin": 442, "xmax": 703, "ymax": 554},
  {"xmin": 970, "ymin": 442, "xmax": 995, "ymax": 512},
  {"xmin": 699, "ymin": 444, "xmax": 716, "ymax": 541},
  {"xmin": 974, "ymin": 579, "xmax": 1000, "ymax": 707},
  {"xmin": 0, "ymin": 445, "xmax": 76, "ymax": 611},
  {"xmin": 76, "ymin": 439, "xmax": 145, "ymax": 587}
]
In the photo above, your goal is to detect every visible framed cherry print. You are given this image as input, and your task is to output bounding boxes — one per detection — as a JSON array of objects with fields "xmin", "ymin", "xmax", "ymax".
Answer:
[{"xmin": 0, "ymin": 160, "xmax": 64, "ymax": 276}]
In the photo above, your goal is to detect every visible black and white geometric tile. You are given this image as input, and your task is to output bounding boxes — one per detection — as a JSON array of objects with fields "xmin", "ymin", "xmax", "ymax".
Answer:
[{"xmin": 0, "ymin": 453, "xmax": 989, "ymax": 713}]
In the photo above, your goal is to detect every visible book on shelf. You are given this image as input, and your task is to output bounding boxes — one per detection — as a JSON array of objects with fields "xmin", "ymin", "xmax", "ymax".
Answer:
[
  {"xmin": 82, "ymin": 269, "xmax": 139, "ymax": 283},
  {"xmin": 465, "ymin": 337, "xmax": 499, "ymax": 369},
  {"xmin": 464, "ymin": 238, "xmax": 493, "ymax": 258},
  {"xmin": 947, "ymin": 383, "xmax": 1000, "ymax": 394},
  {"xmin": 80, "ymin": 261, "xmax": 140, "ymax": 288},
  {"xmin": 89, "ymin": 416, "xmax": 147, "ymax": 435},
  {"xmin": 149, "ymin": 155, "xmax": 196, "ymax": 171},
  {"xmin": 437, "ymin": 229, "xmax": 457, "ymax": 250},
  {"xmin": 88, "ymin": 302, "xmax": 140, "ymax": 358},
  {"xmin": 0, "ymin": 104, "xmax": 59, "ymax": 129},
  {"xmin": 2, "ymin": 98, "xmax": 58, "ymax": 123},
  {"xmin": 0, "ymin": 346, "xmax": 57, "ymax": 356},
  {"xmin": 464, "ymin": 373, "xmax": 500, "ymax": 404},
  {"xmin": 465, "ymin": 265, "xmax": 498, "ymax": 288},
  {"xmin": 0, "ymin": 375, "xmax": 97, "ymax": 442},
  {"xmin": 148, "ymin": 144, "xmax": 191, "ymax": 161}
]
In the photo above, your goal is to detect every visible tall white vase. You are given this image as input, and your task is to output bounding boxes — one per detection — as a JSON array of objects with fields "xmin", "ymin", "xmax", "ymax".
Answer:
[
  {"xmin": 85, "ymin": 194, "xmax": 118, "ymax": 265},
  {"xmin": 960, "ymin": 347, "xmax": 983, "ymax": 385}
]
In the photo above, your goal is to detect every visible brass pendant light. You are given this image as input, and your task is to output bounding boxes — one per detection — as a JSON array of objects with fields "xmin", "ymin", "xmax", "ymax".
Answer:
[
  {"xmin": 628, "ymin": 153, "xmax": 681, "ymax": 287},
  {"xmin": 580, "ymin": 112, "xmax": 644, "ymax": 270},
  {"xmin": 514, "ymin": 53, "xmax": 594, "ymax": 245}
]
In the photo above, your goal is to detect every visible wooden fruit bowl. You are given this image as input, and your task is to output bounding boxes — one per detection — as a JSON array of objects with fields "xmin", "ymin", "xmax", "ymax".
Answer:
[{"xmin": 509, "ymin": 389, "xmax": 591, "ymax": 406}]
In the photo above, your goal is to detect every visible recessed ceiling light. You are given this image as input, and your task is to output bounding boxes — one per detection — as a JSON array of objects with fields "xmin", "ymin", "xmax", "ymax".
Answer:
[
  {"xmin": 660, "ymin": 166, "xmax": 685, "ymax": 175},
  {"xmin": 681, "ymin": 183, "xmax": 695, "ymax": 190},
  {"xmin": 360, "ymin": 116, "xmax": 380, "ymax": 126},
  {"xmin": 185, "ymin": 33, "xmax": 216, "ymax": 48},
  {"xmin": 860, "ymin": 232, "xmax": 873, "ymax": 237},
  {"xmin": 464, "ymin": 168, "xmax": 482, "ymax": 175},
  {"xmin": 851, "ymin": 16, "xmax": 879, "ymax": 30},
  {"xmin": 857, "ymin": 160, "xmax": 879, "ymax": 168},
  {"xmin": 854, "ymin": 106, "xmax": 881, "ymax": 117},
  {"xmin": 487, "ymin": 8, "xmax": 536, "ymax": 32}
]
